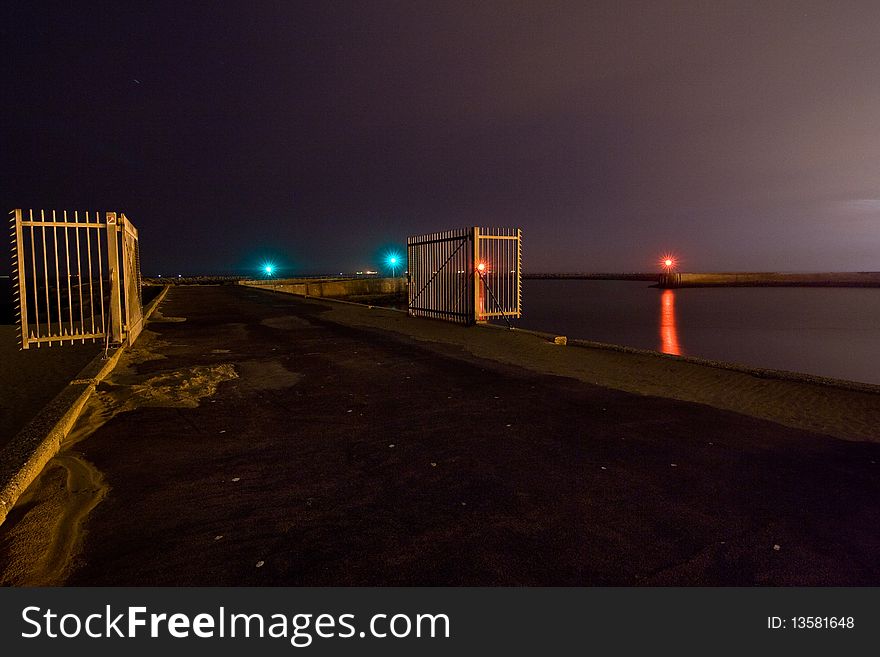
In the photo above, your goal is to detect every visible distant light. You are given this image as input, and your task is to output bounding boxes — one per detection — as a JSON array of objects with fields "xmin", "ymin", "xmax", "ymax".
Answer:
[
  {"xmin": 660, "ymin": 254, "xmax": 677, "ymax": 271},
  {"xmin": 386, "ymin": 252, "xmax": 402, "ymax": 276},
  {"xmin": 477, "ymin": 263, "xmax": 486, "ymax": 272},
  {"xmin": 264, "ymin": 264, "xmax": 274, "ymax": 276}
]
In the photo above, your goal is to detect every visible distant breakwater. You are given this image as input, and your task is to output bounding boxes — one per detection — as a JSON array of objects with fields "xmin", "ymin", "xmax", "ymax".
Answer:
[
  {"xmin": 524, "ymin": 273, "xmax": 656, "ymax": 281},
  {"xmin": 523, "ymin": 272, "xmax": 880, "ymax": 288},
  {"xmin": 658, "ymin": 272, "xmax": 880, "ymax": 288}
]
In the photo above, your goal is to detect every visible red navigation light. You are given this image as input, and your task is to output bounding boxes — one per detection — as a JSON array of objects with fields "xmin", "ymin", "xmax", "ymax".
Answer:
[{"xmin": 660, "ymin": 254, "xmax": 677, "ymax": 271}]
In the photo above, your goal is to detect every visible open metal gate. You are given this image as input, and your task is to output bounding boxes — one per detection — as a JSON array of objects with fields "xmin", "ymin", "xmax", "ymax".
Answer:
[
  {"xmin": 9, "ymin": 208, "xmax": 144, "ymax": 349},
  {"xmin": 406, "ymin": 227, "xmax": 522, "ymax": 325}
]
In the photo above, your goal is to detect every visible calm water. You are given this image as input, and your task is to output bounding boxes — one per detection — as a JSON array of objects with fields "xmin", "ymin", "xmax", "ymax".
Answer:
[{"xmin": 510, "ymin": 280, "xmax": 880, "ymax": 385}]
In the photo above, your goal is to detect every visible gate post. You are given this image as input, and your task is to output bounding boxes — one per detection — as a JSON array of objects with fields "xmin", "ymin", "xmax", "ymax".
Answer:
[
  {"xmin": 12, "ymin": 209, "xmax": 29, "ymax": 349},
  {"xmin": 105, "ymin": 212, "xmax": 124, "ymax": 344},
  {"xmin": 471, "ymin": 226, "xmax": 482, "ymax": 324}
]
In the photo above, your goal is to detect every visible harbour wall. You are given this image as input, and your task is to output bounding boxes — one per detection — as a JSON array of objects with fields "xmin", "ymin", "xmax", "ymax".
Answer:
[
  {"xmin": 239, "ymin": 277, "xmax": 406, "ymax": 298},
  {"xmin": 659, "ymin": 272, "xmax": 880, "ymax": 288}
]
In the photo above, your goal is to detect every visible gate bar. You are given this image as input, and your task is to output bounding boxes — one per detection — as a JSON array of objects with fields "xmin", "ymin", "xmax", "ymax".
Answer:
[
  {"xmin": 63, "ymin": 210, "xmax": 73, "ymax": 342},
  {"xmin": 52, "ymin": 210, "xmax": 62, "ymax": 339},
  {"xmin": 29, "ymin": 210, "xmax": 39, "ymax": 347},
  {"xmin": 74, "ymin": 211, "xmax": 84, "ymax": 343}
]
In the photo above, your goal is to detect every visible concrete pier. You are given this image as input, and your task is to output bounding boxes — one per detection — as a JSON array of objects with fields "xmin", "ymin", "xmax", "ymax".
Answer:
[
  {"xmin": 239, "ymin": 276, "xmax": 406, "ymax": 299},
  {"xmin": 658, "ymin": 271, "xmax": 880, "ymax": 288},
  {"xmin": 1, "ymin": 285, "xmax": 879, "ymax": 586}
]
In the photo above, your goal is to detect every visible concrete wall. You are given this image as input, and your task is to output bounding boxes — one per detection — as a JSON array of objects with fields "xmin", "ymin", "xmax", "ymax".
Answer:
[
  {"xmin": 660, "ymin": 272, "xmax": 880, "ymax": 288},
  {"xmin": 240, "ymin": 277, "xmax": 406, "ymax": 298}
]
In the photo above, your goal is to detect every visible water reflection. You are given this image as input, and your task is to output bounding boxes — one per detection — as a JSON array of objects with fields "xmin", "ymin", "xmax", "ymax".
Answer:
[{"xmin": 659, "ymin": 289, "xmax": 682, "ymax": 355}]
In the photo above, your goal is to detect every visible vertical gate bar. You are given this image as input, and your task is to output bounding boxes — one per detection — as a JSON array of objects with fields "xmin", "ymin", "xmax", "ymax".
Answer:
[
  {"xmin": 405, "ymin": 239, "xmax": 410, "ymax": 313},
  {"xmin": 496, "ymin": 230, "xmax": 500, "ymax": 311},
  {"xmin": 413, "ymin": 239, "xmax": 418, "ymax": 315},
  {"xmin": 106, "ymin": 212, "xmax": 123, "ymax": 343},
  {"xmin": 405, "ymin": 239, "xmax": 410, "ymax": 314},
  {"xmin": 136, "ymin": 232, "xmax": 143, "ymax": 307},
  {"xmin": 471, "ymin": 228, "xmax": 475, "ymax": 323},
  {"xmin": 13, "ymin": 209, "xmax": 29, "ymax": 349},
  {"xmin": 437, "ymin": 233, "xmax": 442, "ymax": 318},
  {"xmin": 96, "ymin": 211, "xmax": 106, "ymax": 333},
  {"xmin": 121, "ymin": 216, "xmax": 131, "ymax": 338},
  {"xmin": 462, "ymin": 233, "xmax": 467, "ymax": 321},
  {"xmin": 29, "ymin": 210, "xmax": 40, "ymax": 346},
  {"xmin": 437, "ymin": 232, "xmax": 449, "ymax": 320},
  {"xmin": 439, "ymin": 233, "xmax": 443, "ymax": 320},
  {"xmin": 502, "ymin": 231, "xmax": 507, "ymax": 312},
  {"xmin": 464, "ymin": 231, "xmax": 469, "ymax": 323},
  {"xmin": 472, "ymin": 226, "xmax": 479, "ymax": 324},
  {"xmin": 516, "ymin": 228, "xmax": 522, "ymax": 315},
  {"xmin": 413, "ymin": 238, "xmax": 424, "ymax": 314},
  {"xmin": 40, "ymin": 210, "xmax": 52, "ymax": 345},
  {"xmin": 448, "ymin": 234, "xmax": 452, "ymax": 319},
  {"xmin": 85, "ymin": 211, "xmax": 96, "ymax": 338},
  {"xmin": 52, "ymin": 209, "xmax": 62, "ymax": 340},
  {"xmin": 414, "ymin": 238, "xmax": 418, "ymax": 314},
  {"xmin": 461, "ymin": 232, "xmax": 466, "ymax": 322},
  {"xmin": 510, "ymin": 230, "xmax": 514, "ymax": 311},
  {"xmin": 506, "ymin": 231, "xmax": 510, "ymax": 312},
  {"xmin": 441, "ymin": 233, "xmax": 445, "ymax": 318},
  {"xmin": 427, "ymin": 234, "xmax": 431, "ymax": 318},
  {"xmin": 63, "ymin": 210, "xmax": 74, "ymax": 343},
  {"xmin": 74, "ymin": 211, "xmax": 84, "ymax": 342},
  {"xmin": 499, "ymin": 231, "xmax": 503, "ymax": 312},
  {"xmin": 486, "ymin": 231, "xmax": 498, "ymax": 312},
  {"xmin": 504, "ymin": 229, "xmax": 507, "ymax": 312},
  {"xmin": 448, "ymin": 234, "xmax": 453, "ymax": 318}
]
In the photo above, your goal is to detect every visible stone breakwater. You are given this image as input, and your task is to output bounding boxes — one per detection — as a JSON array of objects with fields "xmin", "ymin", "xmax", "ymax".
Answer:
[
  {"xmin": 659, "ymin": 271, "xmax": 880, "ymax": 288},
  {"xmin": 239, "ymin": 276, "xmax": 406, "ymax": 299}
]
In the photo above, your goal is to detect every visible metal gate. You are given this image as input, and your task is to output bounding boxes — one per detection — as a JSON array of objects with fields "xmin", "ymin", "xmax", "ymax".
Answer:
[
  {"xmin": 9, "ymin": 208, "xmax": 144, "ymax": 349},
  {"xmin": 406, "ymin": 227, "xmax": 522, "ymax": 325}
]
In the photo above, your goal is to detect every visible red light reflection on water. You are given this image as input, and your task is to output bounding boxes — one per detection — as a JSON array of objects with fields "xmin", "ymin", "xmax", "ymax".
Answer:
[{"xmin": 659, "ymin": 289, "xmax": 682, "ymax": 356}]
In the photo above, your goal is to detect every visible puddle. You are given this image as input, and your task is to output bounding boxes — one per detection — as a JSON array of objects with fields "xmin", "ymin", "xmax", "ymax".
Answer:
[
  {"xmin": 148, "ymin": 309, "xmax": 186, "ymax": 323},
  {"xmin": 260, "ymin": 316, "xmax": 312, "ymax": 331},
  {"xmin": 235, "ymin": 361, "xmax": 302, "ymax": 390}
]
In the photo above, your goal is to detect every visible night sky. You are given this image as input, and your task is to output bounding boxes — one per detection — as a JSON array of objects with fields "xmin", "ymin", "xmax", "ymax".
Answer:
[{"xmin": 3, "ymin": 1, "xmax": 879, "ymax": 275}]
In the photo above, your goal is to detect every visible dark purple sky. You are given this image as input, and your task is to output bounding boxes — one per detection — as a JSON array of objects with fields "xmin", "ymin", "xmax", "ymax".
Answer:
[{"xmin": 3, "ymin": 1, "xmax": 879, "ymax": 274}]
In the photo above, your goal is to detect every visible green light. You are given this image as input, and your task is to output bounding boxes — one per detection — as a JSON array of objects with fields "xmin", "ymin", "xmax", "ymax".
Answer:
[
  {"xmin": 386, "ymin": 252, "xmax": 402, "ymax": 277},
  {"xmin": 264, "ymin": 264, "xmax": 274, "ymax": 276}
]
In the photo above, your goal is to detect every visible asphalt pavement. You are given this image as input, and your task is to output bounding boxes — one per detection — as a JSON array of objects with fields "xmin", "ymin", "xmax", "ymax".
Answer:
[{"xmin": 48, "ymin": 285, "xmax": 880, "ymax": 585}]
